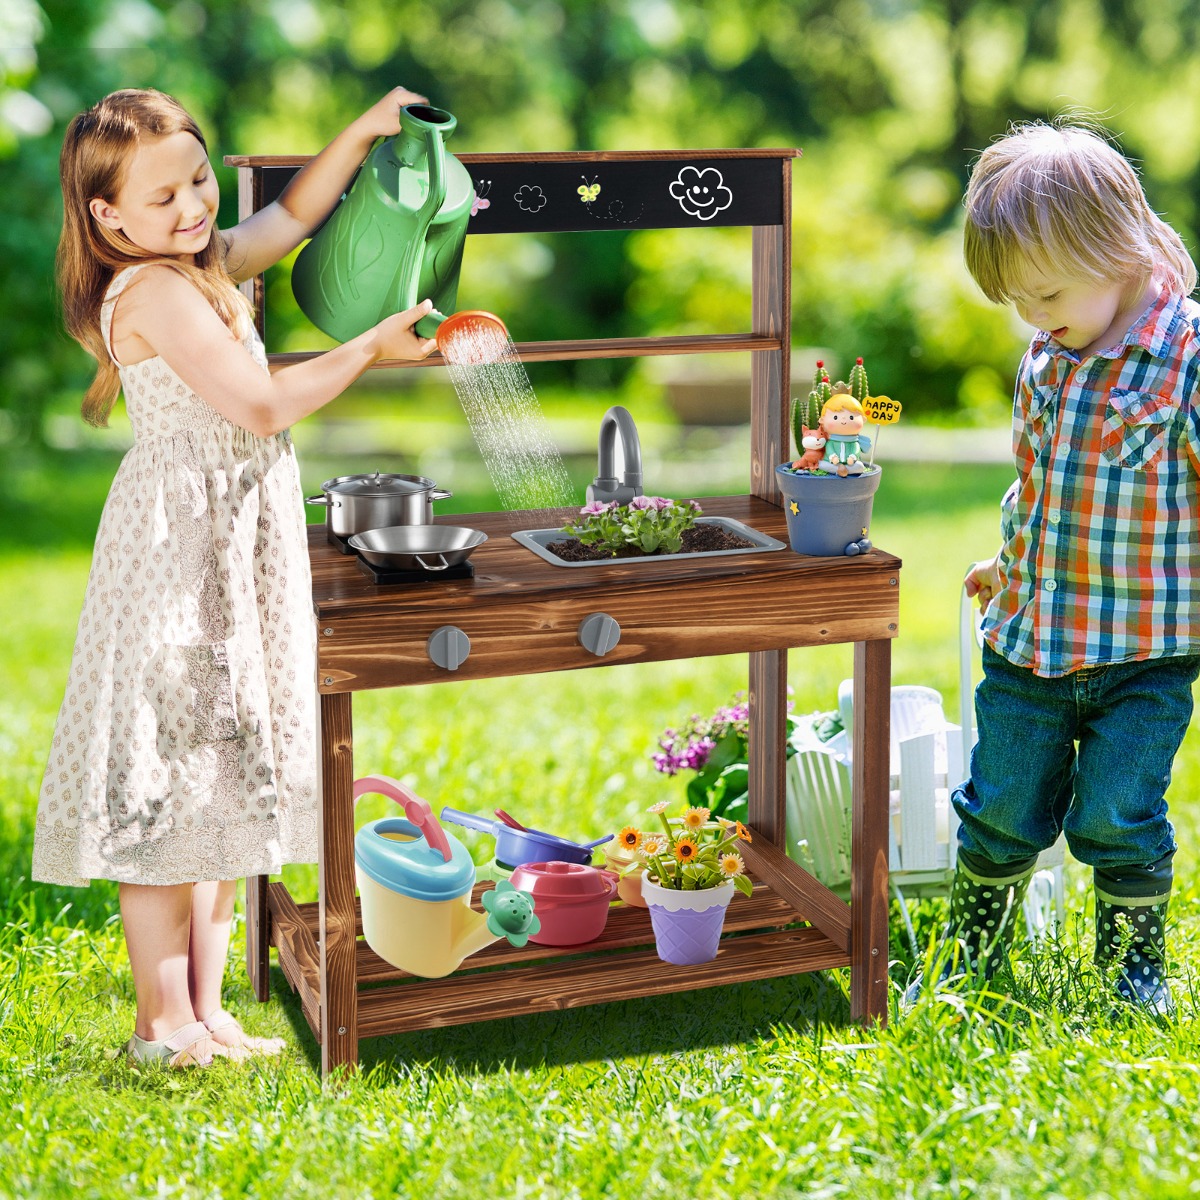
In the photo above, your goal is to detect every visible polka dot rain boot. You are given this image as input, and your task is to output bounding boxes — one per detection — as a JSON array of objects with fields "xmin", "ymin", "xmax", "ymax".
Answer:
[
  {"xmin": 1094, "ymin": 889, "xmax": 1173, "ymax": 1019},
  {"xmin": 902, "ymin": 861, "xmax": 1032, "ymax": 1009}
]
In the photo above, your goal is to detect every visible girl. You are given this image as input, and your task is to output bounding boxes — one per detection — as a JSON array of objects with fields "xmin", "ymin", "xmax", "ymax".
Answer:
[
  {"xmin": 906, "ymin": 123, "xmax": 1200, "ymax": 1015},
  {"xmin": 35, "ymin": 86, "xmax": 438, "ymax": 1067}
]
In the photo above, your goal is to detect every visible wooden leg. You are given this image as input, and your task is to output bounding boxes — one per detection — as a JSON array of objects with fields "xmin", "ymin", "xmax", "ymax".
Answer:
[
  {"xmin": 244, "ymin": 873, "xmax": 270, "ymax": 1001},
  {"xmin": 850, "ymin": 638, "xmax": 891, "ymax": 1024},
  {"xmin": 748, "ymin": 648, "xmax": 788, "ymax": 846},
  {"xmin": 318, "ymin": 691, "xmax": 358, "ymax": 1078}
]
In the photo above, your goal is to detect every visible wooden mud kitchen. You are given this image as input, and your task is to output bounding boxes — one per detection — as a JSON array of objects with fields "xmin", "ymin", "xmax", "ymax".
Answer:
[{"xmin": 227, "ymin": 145, "xmax": 900, "ymax": 1077}]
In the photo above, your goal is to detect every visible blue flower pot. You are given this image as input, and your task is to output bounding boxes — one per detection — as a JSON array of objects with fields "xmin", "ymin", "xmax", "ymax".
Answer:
[{"xmin": 774, "ymin": 463, "xmax": 882, "ymax": 557}]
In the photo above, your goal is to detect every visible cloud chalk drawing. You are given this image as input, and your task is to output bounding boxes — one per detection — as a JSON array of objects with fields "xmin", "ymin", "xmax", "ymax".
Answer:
[
  {"xmin": 669, "ymin": 166, "xmax": 733, "ymax": 221},
  {"xmin": 514, "ymin": 183, "xmax": 548, "ymax": 213}
]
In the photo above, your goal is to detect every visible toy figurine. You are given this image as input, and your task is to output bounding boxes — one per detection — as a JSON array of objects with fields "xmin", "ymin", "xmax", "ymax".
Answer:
[{"xmin": 814, "ymin": 393, "xmax": 871, "ymax": 476}]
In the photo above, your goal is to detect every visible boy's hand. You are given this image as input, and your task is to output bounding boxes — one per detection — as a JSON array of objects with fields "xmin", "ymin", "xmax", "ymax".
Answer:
[
  {"xmin": 368, "ymin": 299, "xmax": 439, "ymax": 362},
  {"xmin": 360, "ymin": 86, "xmax": 431, "ymax": 139},
  {"xmin": 965, "ymin": 555, "xmax": 1002, "ymax": 611}
]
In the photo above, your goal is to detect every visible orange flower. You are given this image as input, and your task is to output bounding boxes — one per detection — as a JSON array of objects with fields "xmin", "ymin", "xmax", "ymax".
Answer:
[
  {"xmin": 735, "ymin": 821, "xmax": 752, "ymax": 843},
  {"xmin": 618, "ymin": 825, "xmax": 642, "ymax": 852},
  {"xmin": 673, "ymin": 836, "xmax": 699, "ymax": 864}
]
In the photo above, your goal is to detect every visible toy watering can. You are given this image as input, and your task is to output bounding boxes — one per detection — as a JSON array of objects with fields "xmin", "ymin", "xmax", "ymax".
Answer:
[
  {"xmin": 353, "ymin": 774, "xmax": 540, "ymax": 978},
  {"xmin": 292, "ymin": 105, "xmax": 505, "ymax": 347}
]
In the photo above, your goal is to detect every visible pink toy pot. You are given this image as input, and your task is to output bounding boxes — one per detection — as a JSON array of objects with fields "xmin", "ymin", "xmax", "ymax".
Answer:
[{"xmin": 507, "ymin": 862, "xmax": 618, "ymax": 946}]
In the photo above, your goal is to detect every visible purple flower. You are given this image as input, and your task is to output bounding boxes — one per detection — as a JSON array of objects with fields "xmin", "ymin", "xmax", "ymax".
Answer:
[
  {"xmin": 650, "ymin": 496, "xmax": 674, "ymax": 511},
  {"xmin": 580, "ymin": 501, "xmax": 613, "ymax": 515},
  {"xmin": 682, "ymin": 736, "xmax": 715, "ymax": 771},
  {"xmin": 628, "ymin": 495, "xmax": 653, "ymax": 511}
]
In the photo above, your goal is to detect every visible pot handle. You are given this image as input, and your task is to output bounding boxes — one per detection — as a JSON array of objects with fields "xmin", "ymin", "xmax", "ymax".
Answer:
[
  {"xmin": 439, "ymin": 807, "xmax": 498, "ymax": 836},
  {"xmin": 413, "ymin": 553, "xmax": 450, "ymax": 572},
  {"xmin": 598, "ymin": 868, "xmax": 620, "ymax": 901},
  {"xmin": 306, "ymin": 494, "xmax": 339, "ymax": 508},
  {"xmin": 353, "ymin": 774, "xmax": 452, "ymax": 863},
  {"xmin": 432, "ymin": 488, "xmax": 453, "ymax": 501}
]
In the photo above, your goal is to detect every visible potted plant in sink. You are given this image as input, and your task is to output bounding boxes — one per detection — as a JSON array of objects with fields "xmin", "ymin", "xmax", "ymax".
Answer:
[
  {"xmin": 775, "ymin": 358, "xmax": 888, "ymax": 557},
  {"xmin": 614, "ymin": 802, "xmax": 754, "ymax": 965},
  {"xmin": 536, "ymin": 496, "xmax": 762, "ymax": 563}
]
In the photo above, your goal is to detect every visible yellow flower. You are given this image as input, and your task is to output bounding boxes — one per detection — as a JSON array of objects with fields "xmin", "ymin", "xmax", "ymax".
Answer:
[
  {"xmin": 617, "ymin": 825, "xmax": 642, "ymax": 852},
  {"xmin": 720, "ymin": 853, "xmax": 745, "ymax": 878},
  {"xmin": 682, "ymin": 806, "xmax": 710, "ymax": 831},
  {"xmin": 640, "ymin": 835, "xmax": 666, "ymax": 858},
  {"xmin": 735, "ymin": 821, "xmax": 753, "ymax": 843},
  {"xmin": 673, "ymin": 836, "xmax": 700, "ymax": 864},
  {"xmin": 647, "ymin": 800, "xmax": 670, "ymax": 815}
]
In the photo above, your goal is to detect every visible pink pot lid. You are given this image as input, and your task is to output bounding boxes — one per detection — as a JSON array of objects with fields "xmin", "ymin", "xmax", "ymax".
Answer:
[{"xmin": 509, "ymin": 861, "xmax": 616, "ymax": 900}]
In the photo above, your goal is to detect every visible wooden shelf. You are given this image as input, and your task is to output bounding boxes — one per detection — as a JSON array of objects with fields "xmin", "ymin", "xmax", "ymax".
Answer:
[{"xmin": 267, "ymin": 332, "xmax": 782, "ymax": 371}]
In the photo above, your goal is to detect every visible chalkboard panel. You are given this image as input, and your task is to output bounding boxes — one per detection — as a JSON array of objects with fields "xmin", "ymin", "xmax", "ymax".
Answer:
[{"xmin": 258, "ymin": 155, "xmax": 786, "ymax": 233}]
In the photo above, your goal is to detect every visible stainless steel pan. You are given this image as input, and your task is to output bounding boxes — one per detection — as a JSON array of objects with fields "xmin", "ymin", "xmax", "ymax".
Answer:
[{"xmin": 348, "ymin": 525, "xmax": 487, "ymax": 572}]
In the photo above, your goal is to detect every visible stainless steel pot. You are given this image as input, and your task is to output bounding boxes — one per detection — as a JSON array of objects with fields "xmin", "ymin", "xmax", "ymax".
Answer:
[
  {"xmin": 348, "ymin": 525, "xmax": 488, "ymax": 572},
  {"xmin": 306, "ymin": 472, "xmax": 451, "ymax": 538}
]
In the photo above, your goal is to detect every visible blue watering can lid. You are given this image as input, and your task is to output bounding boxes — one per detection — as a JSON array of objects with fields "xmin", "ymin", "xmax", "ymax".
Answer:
[{"xmin": 355, "ymin": 816, "xmax": 475, "ymax": 901}]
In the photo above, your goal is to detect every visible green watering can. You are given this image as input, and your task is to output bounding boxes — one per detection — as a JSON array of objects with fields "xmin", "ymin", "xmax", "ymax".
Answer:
[{"xmin": 292, "ymin": 104, "xmax": 502, "ymax": 345}]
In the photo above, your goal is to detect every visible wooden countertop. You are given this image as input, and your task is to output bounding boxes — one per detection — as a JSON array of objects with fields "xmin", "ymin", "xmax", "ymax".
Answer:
[{"xmin": 309, "ymin": 495, "xmax": 902, "ymax": 691}]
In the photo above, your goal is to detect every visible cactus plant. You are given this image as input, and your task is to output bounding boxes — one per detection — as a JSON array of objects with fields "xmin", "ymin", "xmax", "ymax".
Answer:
[
  {"xmin": 848, "ymin": 356, "xmax": 869, "ymax": 403},
  {"xmin": 792, "ymin": 360, "xmax": 831, "ymax": 457}
]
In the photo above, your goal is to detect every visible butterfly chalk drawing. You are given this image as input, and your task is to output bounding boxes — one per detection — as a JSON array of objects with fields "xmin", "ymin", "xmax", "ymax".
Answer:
[
  {"xmin": 577, "ymin": 175, "xmax": 601, "ymax": 204},
  {"xmin": 470, "ymin": 179, "xmax": 492, "ymax": 217}
]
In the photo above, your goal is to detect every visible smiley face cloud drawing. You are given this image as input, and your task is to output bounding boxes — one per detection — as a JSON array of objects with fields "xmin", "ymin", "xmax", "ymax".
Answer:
[{"xmin": 669, "ymin": 166, "xmax": 733, "ymax": 221}]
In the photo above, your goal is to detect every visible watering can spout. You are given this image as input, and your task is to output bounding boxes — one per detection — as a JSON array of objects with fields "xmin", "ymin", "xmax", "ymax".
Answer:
[{"xmin": 431, "ymin": 309, "xmax": 510, "ymax": 357}]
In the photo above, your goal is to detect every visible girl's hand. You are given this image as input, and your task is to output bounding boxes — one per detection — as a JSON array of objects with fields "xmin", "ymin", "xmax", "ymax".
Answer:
[
  {"xmin": 359, "ymin": 86, "xmax": 431, "ymax": 139},
  {"xmin": 368, "ymin": 299, "xmax": 439, "ymax": 362},
  {"xmin": 964, "ymin": 555, "xmax": 1002, "ymax": 611}
]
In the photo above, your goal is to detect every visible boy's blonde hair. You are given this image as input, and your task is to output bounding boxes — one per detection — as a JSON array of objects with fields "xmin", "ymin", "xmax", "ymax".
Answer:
[
  {"xmin": 963, "ymin": 122, "xmax": 1196, "ymax": 303},
  {"xmin": 57, "ymin": 89, "xmax": 252, "ymax": 427},
  {"xmin": 822, "ymin": 394, "xmax": 864, "ymax": 418}
]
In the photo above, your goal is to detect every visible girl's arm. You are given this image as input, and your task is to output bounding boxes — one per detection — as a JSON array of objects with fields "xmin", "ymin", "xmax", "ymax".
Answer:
[
  {"xmin": 118, "ymin": 265, "xmax": 436, "ymax": 436},
  {"xmin": 221, "ymin": 86, "xmax": 428, "ymax": 284}
]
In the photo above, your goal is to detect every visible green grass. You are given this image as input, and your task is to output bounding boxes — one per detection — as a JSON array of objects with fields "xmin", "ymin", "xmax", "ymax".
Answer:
[{"xmin": 5, "ymin": 451, "xmax": 1200, "ymax": 1198}]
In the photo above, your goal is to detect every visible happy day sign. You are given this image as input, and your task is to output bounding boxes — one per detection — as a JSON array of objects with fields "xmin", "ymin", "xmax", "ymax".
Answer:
[{"xmin": 865, "ymin": 395, "xmax": 902, "ymax": 424}]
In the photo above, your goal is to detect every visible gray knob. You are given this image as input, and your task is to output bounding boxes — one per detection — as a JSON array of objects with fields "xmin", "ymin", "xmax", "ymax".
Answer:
[
  {"xmin": 578, "ymin": 612, "xmax": 621, "ymax": 656},
  {"xmin": 428, "ymin": 625, "xmax": 471, "ymax": 670}
]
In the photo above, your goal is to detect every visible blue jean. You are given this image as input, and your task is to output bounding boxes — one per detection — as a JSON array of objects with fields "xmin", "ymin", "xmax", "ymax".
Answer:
[{"xmin": 953, "ymin": 645, "xmax": 1200, "ymax": 875}]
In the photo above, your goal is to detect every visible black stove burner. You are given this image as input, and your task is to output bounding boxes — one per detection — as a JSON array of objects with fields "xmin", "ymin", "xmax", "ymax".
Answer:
[{"xmin": 354, "ymin": 556, "xmax": 476, "ymax": 585}]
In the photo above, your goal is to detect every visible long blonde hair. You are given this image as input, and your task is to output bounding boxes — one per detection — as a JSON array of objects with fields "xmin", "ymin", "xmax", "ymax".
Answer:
[
  {"xmin": 57, "ymin": 89, "xmax": 252, "ymax": 427},
  {"xmin": 963, "ymin": 122, "xmax": 1196, "ymax": 304}
]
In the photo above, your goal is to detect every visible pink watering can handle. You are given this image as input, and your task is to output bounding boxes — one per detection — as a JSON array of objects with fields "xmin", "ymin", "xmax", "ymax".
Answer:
[{"xmin": 352, "ymin": 774, "xmax": 453, "ymax": 863}]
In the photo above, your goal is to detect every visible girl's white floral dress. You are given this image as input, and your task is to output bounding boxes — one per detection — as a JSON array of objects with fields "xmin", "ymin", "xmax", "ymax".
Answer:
[{"xmin": 33, "ymin": 264, "xmax": 319, "ymax": 887}]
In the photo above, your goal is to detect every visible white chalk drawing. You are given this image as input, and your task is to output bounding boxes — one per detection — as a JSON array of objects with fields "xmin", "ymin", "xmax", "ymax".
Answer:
[
  {"xmin": 669, "ymin": 166, "xmax": 733, "ymax": 221},
  {"xmin": 514, "ymin": 183, "xmax": 548, "ymax": 213}
]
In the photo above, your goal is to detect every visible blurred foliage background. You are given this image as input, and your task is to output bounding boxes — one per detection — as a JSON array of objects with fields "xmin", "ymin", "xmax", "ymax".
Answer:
[{"xmin": 3, "ymin": 0, "xmax": 1200, "ymax": 451}]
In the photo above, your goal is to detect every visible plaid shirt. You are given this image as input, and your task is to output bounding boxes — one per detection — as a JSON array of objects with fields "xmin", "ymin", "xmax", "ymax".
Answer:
[{"xmin": 983, "ymin": 287, "xmax": 1200, "ymax": 677}]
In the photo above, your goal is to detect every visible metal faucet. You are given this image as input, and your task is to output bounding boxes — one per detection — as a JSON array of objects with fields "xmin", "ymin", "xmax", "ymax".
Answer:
[{"xmin": 586, "ymin": 405, "xmax": 644, "ymax": 506}]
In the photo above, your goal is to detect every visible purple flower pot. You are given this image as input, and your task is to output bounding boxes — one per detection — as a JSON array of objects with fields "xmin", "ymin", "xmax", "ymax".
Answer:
[{"xmin": 642, "ymin": 874, "xmax": 734, "ymax": 965}]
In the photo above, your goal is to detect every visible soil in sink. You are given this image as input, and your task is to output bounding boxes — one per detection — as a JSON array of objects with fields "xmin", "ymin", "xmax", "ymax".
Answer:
[{"xmin": 546, "ymin": 524, "xmax": 755, "ymax": 563}]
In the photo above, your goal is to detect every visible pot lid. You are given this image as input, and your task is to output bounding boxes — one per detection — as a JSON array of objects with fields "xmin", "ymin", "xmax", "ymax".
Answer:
[
  {"xmin": 508, "ymin": 861, "xmax": 614, "ymax": 900},
  {"xmin": 323, "ymin": 472, "xmax": 436, "ymax": 497},
  {"xmin": 355, "ymin": 816, "xmax": 475, "ymax": 901}
]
